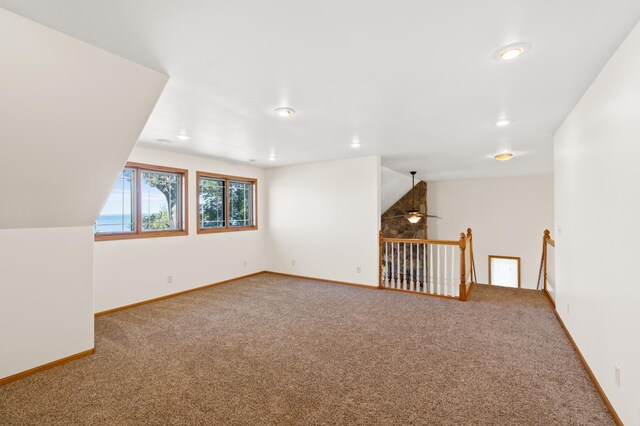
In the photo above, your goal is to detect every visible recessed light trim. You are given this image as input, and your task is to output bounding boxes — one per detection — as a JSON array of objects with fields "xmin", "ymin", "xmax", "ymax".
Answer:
[
  {"xmin": 268, "ymin": 155, "xmax": 278, "ymax": 161},
  {"xmin": 495, "ymin": 42, "xmax": 531, "ymax": 61},
  {"xmin": 494, "ymin": 152, "xmax": 515, "ymax": 161},
  {"xmin": 496, "ymin": 119, "xmax": 511, "ymax": 127},
  {"xmin": 176, "ymin": 134, "xmax": 190, "ymax": 141},
  {"xmin": 274, "ymin": 107, "xmax": 295, "ymax": 117}
]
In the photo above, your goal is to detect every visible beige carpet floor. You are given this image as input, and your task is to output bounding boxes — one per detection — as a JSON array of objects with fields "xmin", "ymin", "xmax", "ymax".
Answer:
[{"xmin": 0, "ymin": 274, "xmax": 612, "ymax": 425}]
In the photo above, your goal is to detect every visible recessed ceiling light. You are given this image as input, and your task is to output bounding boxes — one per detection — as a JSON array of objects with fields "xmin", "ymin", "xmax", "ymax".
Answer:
[
  {"xmin": 496, "ymin": 119, "xmax": 511, "ymax": 127},
  {"xmin": 351, "ymin": 139, "xmax": 362, "ymax": 148},
  {"xmin": 176, "ymin": 134, "xmax": 190, "ymax": 141},
  {"xmin": 495, "ymin": 42, "xmax": 531, "ymax": 61},
  {"xmin": 268, "ymin": 155, "xmax": 278, "ymax": 161},
  {"xmin": 156, "ymin": 138, "xmax": 172, "ymax": 144},
  {"xmin": 274, "ymin": 107, "xmax": 295, "ymax": 117},
  {"xmin": 494, "ymin": 152, "xmax": 515, "ymax": 161}
]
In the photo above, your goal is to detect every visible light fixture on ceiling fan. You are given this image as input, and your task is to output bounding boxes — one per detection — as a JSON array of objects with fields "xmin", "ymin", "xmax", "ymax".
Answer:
[{"xmin": 392, "ymin": 171, "xmax": 442, "ymax": 223}]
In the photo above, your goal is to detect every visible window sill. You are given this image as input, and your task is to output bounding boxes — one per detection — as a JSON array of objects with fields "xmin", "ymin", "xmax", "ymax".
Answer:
[
  {"xmin": 94, "ymin": 230, "xmax": 188, "ymax": 242},
  {"xmin": 197, "ymin": 226, "xmax": 258, "ymax": 234}
]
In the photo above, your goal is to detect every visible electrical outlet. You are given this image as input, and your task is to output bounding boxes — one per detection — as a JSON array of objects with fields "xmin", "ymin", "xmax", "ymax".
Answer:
[
  {"xmin": 614, "ymin": 365, "xmax": 621, "ymax": 387},
  {"xmin": 356, "ymin": 266, "xmax": 362, "ymax": 274},
  {"xmin": 243, "ymin": 260, "xmax": 247, "ymax": 267},
  {"xmin": 167, "ymin": 275, "xmax": 173, "ymax": 284},
  {"xmin": 291, "ymin": 259, "xmax": 296, "ymax": 266}
]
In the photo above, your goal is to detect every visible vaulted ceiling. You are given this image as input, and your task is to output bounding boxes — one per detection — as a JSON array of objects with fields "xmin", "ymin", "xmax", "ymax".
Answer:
[
  {"xmin": 0, "ymin": 9, "xmax": 166, "ymax": 229},
  {"xmin": 2, "ymin": 0, "xmax": 639, "ymax": 181}
]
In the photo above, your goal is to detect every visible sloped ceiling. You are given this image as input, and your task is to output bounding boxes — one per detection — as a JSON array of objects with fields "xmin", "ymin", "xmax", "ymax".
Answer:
[
  {"xmin": 0, "ymin": 9, "xmax": 167, "ymax": 229},
  {"xmin": 381, "ymin": 167, "xmax": 412, "ymax": 214}
]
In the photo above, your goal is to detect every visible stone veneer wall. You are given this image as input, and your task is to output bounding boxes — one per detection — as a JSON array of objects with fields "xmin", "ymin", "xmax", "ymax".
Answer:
[{"xmin": 381, "ymin": 181, "xmax": 427, "ymax": 239}]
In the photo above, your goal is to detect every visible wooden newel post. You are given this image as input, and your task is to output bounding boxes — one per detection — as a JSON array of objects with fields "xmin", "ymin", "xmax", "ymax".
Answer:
[
  {"xmin": 543, "ymin": 229, "xmax": 550, "ymax": 291},
  {"xmin": 459, "ymin": 232, "xmax": 467, "ymax": 301},
  {"xmin": 378, "ymin": 230, "xmax": 384, "ymax": 289},
  {"xmin": 466, "ymin": 228, "xmax": 474, "ymax": 283}
]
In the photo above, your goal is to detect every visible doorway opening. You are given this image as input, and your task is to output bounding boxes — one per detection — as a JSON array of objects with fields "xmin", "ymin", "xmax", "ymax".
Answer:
[{"xmin": 489, "ymin": 255, "xmax": 520, "ymax": 288}]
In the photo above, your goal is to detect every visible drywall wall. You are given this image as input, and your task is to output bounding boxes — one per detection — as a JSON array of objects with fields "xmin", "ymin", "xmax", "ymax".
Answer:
[
  {"xmin": 554, "ymin": 19, "xmax": 640, "ymax": 424},
  {"xmin": 0, "ymin": 11, "xmax": 164, "ymax": 381},
  {"xmin": 0, "ymin": 9, "xmax": 167, "ymax": 230},
  {"xmin": 381, "ymin": 167, "xmax": 412, "ymax": 213},
  {"xmin": 0, "ymin": 226, "xmax": 94, "ymax": 379},
  {"xmin": 93, "ymin": 146, "xmax": 267, "ymax": 313},
  {"xmin": 266, "ymin": 156, "xmax": 381, "ymax": 286},
  {"xmin": 428, "ymin": 175, "xmax": 553, "ymax": 289}
]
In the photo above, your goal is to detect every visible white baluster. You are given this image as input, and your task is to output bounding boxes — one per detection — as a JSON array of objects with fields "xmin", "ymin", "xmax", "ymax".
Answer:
[
  {"xmin": 423, "ymin": 243, "xmax": 427, "ymax": 293},
  {"xmin": 451, "ymin": 245, "xmax": 456, "ymax": 296},
  {"xmin": 396, "ymin": 242, "xmax": 399, "ymax": 290},
  {"xmin": 429, "ymin": 244, "xmax": 434, "ymax": 293},
  {"xmin": 436, "ymin": 244, "xmax": 442, "ymax": 294},
  {"xmin": 390, "ymin": 242, "xmax": 395, "ymax": 289},
  {"xmin": 383, "ymin": 242, "xmax": 388, "ymax": 287},
  {"xmin": 416, "ymin": 244, "xmax": 419, "ymax": 291},
  {"xmin": 403, "ymin": 242, "xmax": 407, "ymax": 290},
  {"xmin": 410, "ymin": 243, "xmax": 414, "ymax": 291},
  {"xmin": 444, "ymin": 244, "xmax": 449, "ymax": 296}
]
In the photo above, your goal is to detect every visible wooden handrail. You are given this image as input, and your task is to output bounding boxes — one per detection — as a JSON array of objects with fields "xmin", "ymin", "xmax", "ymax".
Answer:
[
  {"xmin": 541, "ymin": 229, "xmax": 555, "ymax": 307},
  {"xmin": 381, "ymin": 237, "xmax": 460, "ymax": 246},
  {"xmin": 379, "ymin": 228, "xmax": 476, "ymax": 301},
  {"xmin": 544, "ymin": 229, "xmax": 556, "ymax": 247}
]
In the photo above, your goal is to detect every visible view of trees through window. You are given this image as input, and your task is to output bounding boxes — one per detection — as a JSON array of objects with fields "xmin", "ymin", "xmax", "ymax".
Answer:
[
  {"xmin": 95, "ymin": 164, "xmax": 185, "ymax": 237},
  {"xmin": 199, "ymin": 177, "xmax": 225, "ymax": 228},
  {"xmin": 197, "ymin": 173, "xmax": 255, "ymax": 232},
  {"xmin": 141, "ymin": 170, "xmax": 181, "ymax": 231},
  {"xmin": 96, "ymin": 165, "xmax": 255, "ymax": 238},
  {"xmin": 229, "ymin": 180, "xmax": 252, "ymax": 227}
]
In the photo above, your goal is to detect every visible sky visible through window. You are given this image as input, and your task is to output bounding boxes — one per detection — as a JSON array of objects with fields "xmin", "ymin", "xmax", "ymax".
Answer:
[{"xmin": 95, "ymin": 169, "xmax": 178, "ymax": 233}]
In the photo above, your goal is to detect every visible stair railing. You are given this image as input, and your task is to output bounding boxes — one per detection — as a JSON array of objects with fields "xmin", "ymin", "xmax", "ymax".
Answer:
[
  {"xmin": 379, "ymin": 228, "xmax": 476, "ymax": 301},
  {"xmin": 540, "ymin": 229, "xmax": 556, "ymax": 306}
]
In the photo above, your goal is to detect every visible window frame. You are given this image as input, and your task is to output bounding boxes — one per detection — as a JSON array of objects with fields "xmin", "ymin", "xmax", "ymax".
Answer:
[
  {"xmin": 196, "ymin": 171, "xmax": 258, "ymax": 234},
  {"xmin": 95, "ymin": 162, "xmax": 189, "ymax": 241}
]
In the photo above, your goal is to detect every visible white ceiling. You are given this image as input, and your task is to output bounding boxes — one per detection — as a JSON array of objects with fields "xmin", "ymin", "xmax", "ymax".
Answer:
[{"xmin": 2, "ymin": 1, "xmax": 639, "ymax": 181}]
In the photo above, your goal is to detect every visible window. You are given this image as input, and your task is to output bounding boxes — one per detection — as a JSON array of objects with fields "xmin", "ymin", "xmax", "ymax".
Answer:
[
  {"xmin": 197, "ymin": 172, "xmax": 257, "ymax": 233},
  {"xmin": 95, "ymin": 163, "xmax": 188, "ymax": 240}
]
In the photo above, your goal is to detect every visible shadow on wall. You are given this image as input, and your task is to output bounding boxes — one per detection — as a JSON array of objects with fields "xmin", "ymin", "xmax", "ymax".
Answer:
[{"xmin": 381, "ymin": 181, "xmax": 427, "ymax": 239}]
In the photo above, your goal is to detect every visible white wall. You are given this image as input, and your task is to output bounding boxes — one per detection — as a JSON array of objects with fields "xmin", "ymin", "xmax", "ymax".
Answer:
[
  {"xmin": 554, "ymin": 20, "xmax": 640, "ymax": 425},
  {"xmin": 428, "ymin": 175, "xmax": 553, "ymax": 289},
  {"xmin": 0, "ymin": 10, "xmax": 164, "ymax": 381},
  {"xmin": 0, "ymin": 227, "xmax": 94, "ymax": 378},
  {"xmin": 266, "ymin": 156, "xmax": 381, "ymax": 286},
  {"xmin": 381, "ymin": 166, "xmax": 412, "ymax": 213},
  {"xmin": 93, "ymin": 147, "xmax": 267, "ymax": 313}
]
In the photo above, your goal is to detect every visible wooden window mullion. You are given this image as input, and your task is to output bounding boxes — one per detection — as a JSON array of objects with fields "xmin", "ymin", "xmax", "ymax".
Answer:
[
  {"xmin": 136, "ymin": 168, "xmax": 142, "ymax": 235},
  {"xmin": 224, "ymin": 179, "xmax": 231, "ymax": 229}
]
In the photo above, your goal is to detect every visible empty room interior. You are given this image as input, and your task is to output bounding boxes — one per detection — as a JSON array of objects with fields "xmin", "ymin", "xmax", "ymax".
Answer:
[{"xmin": 2, "ymin": 1, "xmax": 640, "ymax": 424}]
